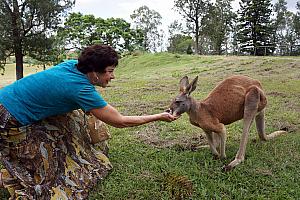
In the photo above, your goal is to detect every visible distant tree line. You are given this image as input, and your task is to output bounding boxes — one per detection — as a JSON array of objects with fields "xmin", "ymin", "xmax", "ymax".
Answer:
[
  {"xmin": 0, "ymin": 0, "xmax": 299, "ymax": 79},
  {"xmin": 170, "ymin": 0, "xmax": 300, "ymax": 56}
]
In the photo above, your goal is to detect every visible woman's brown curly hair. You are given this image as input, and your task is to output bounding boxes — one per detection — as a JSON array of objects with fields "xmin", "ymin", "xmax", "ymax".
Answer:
[{"xmin": 77, "ymin": 45, "xmax": 119, "ymax": 74}]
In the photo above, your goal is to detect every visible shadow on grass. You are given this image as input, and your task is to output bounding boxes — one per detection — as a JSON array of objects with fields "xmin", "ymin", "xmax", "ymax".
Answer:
[{"xmin": 0, "ymin": 188, "xmax": 9, "ymax": 199}]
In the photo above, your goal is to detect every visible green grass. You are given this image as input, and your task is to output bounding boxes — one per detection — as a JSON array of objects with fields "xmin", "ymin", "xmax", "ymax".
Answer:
[
  {"xmin": 0, "ymin": 63, "xmax": 45, "ymax": 88},
  {"xmin": 1, "ymin": 54, "xmax": 300, "ymax": 199}
]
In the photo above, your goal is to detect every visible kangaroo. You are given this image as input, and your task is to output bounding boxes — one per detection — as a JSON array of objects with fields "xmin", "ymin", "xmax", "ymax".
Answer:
[{"xmin": 168, "ymin": 75, "xmax": 287, "ymax": 171}]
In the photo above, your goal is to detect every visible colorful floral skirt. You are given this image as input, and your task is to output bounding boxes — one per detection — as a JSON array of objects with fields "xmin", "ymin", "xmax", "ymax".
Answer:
[
  {"xmin": 0, "ymin": 106, "xmax": 112, "ymax": 200},
  {"xmin": 0, "ymin": 105, "xmax": 22, "ymax": 129}
]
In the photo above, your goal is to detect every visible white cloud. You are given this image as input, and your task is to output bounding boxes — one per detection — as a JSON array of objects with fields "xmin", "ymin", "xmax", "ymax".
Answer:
[{"xmin": 73, "ymin": 0, "xmax": 180, "ymax": 30}]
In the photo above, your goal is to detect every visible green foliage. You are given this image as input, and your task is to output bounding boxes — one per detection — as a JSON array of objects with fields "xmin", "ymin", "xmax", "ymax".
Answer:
[
  {"xmin": 186, "ymin": 44, "xmax": 193, "ymax": 54},
  {"xmin": 236, "ymin": 0, "xmax": 275, "ymax": 56},
  {"xmin": 0, "ymin": 0, "xmax": 74, "ymax": 79},
  {"xmin": 57, "ymin": 13, "xmax": 144, "ymax": 52},
  {"xmin": 168, "ymin": 21, "xmax": 195, "ymax": 54},
  {"xmin": 167, "ymin": 34, "xmax": 194, "ymax": 54},
  {"xmin": 203, "ymin": 0, "xmax": 236, "ymax": 55},
  {"xmin": 168, "ymin": 20, "xmax": 184, "ymax": 37},
  {"xmin": 294, "ymin": 1, "xmax": 300, "ymax": 38},
  {"xmin": 173, "ymin": 0, "xmax": 211, "ymax": 54},
  {"xmin": 130, "ymin": 6, "xmax": 163, "ymax": 52},
  {"xmin": 273, "ymin": 0, "xmax": 298, "ymax": 55},
  {"xmin": 274, "ymin": 0, "xmax": 288, "ymax": 33},
  {"xmin": 57, "ymin": 13, "xmax": 98, "ymax": 49},
  {"xmin": 26, "ymin": 35, "xmax": 63, "ymax": 67}
]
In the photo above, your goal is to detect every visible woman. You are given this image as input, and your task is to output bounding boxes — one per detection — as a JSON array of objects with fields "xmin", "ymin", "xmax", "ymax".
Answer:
[{"xmin": 0, "ymin": 44, "xmax": 178, "ymax": 189}]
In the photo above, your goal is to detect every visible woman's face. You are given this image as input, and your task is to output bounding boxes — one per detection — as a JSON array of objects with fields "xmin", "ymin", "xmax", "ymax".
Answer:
[
  {"xmin": 95, "ymin": 66, "xmax": 115, "ymax": 87},
  {"xmin": 87, "ymin": 66, "xmax": 115, "ymax": 88}
]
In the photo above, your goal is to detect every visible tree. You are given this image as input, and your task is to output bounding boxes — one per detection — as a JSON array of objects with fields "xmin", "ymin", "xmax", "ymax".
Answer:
[
  {"xmin": 273, "ymin": 0, "xmax": 288, "ymax": 45},
  {"xmin": 236, "ymin": 0, "xmax": 274, "ymax": 56},
  {"xmin": 57, "ymin": 13, "xmax": 98, "ymax": 51},
  {"xmin": 103, "ymin": 17, "xmax": 144, "ymax": 52},
  {"xmin": 284, "ymin": 11, "xmax": 298, "ymax": 55},
  {"xmin": 230, "ymin": 16, "xmax": 240, "ymax": 55},
  {"xmin": 203, "ymin": 0, "xmax": 236, "ymax": 55},
  {"xmin": 273, "ymin": 0, "xmax": 298, "ymax": 55},
  {"xmin": 167, "ymin": 34, "xmax": 194, "ymax": 54},
  {"xmin": 294, "ymin": 1, "xmax": 300, "ymax": 39},
  {"xmin": 0, "ymin": 0, "xmax": 74, "ymax": 80},
  {"xmin": 173, "ymin": 0, "xmax": 211, "ymax": 54},
  {"xmin": 57, "ymin": 13, "xmax": 144, "ymax": 53},
  {"xmin": 167, "ymin": 20, "xmax": 194, "ymax": 54},
  {"xmin": 26, "ymin": 34, "xmax": 62, "ymax": 70},
  {"xmin": 130, "ymin": 6, "xmax": 162, "ymax": 52},
  {"xmin": 168, "ymin": 20, "xmax": 184, "ymax": 37}
]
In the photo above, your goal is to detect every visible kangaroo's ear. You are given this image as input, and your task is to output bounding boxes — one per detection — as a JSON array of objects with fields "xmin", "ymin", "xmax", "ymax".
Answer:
[
  {"xmin": 186, "ymin": 76, "xmax": 198, "ymax": 95},
  {"xmin": 179, "ymin": 76, "xmax": 189, "ymax": 93}
]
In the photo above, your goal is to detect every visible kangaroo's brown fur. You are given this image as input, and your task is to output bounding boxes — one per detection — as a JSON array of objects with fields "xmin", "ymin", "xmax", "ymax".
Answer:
[{"xmin": 169, "ymin": 75, "xmax": 287, "ymax": 171}]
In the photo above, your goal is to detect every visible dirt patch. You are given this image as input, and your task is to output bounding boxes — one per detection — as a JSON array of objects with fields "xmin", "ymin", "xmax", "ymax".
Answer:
[
  {"xmin": 255, "ymin": 168, "xmax": 273, "ymax": 176},
  {"xmin": 267, "ymin": 91, "xmax": 287, "ymax": 98},
  {"xmin": 273, "ymin": 121, "xmax": 299, "ymax": 133},
  {"xmin": 135, "ymin": 123, "xmax": 208, "ymax": 151}
]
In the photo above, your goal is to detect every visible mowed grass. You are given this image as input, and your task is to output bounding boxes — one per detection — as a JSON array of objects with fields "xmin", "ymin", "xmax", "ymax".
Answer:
[
  {"xmin": 1, "ymin": 54, "xmax": 300, "ymax": 199},
  {"xmin": 0, "ymin": 63, "xmax": 45, "ymax": 88}
]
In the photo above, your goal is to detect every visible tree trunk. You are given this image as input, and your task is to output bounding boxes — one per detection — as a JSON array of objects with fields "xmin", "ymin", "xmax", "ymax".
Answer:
[
  {"xmin": 195, "ymin": 21, "xmax": 199, "ymax": 54},
  {"xmin": 12, "ymin": 0, "xmax": 23, "ymax": 80},
  {"xmin": 15, "ymin": 49, "xmax": 23, "ymax": 80}
]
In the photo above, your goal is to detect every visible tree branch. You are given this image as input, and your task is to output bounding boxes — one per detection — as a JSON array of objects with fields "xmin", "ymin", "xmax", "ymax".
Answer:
[{"xmin": 1, "ymin": 0, "xmax": 12, "ymax": 14}]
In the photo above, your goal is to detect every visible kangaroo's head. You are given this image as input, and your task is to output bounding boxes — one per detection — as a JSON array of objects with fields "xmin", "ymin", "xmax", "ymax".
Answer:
[{"xmin": 168, "ymin": 76, "xmax": 198, "ymax": 117}]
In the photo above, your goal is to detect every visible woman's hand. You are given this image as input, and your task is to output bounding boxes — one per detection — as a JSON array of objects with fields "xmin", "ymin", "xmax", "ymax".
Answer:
[{"xmin": 159, "ymin": 112, "xmax": 180, "ymax": 122}]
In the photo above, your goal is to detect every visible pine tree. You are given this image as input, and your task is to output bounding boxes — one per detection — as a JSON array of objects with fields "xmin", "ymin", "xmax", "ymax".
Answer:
[
  {"xmin": 294, "ymin": 1, "xmax": 300, "ymax": 39},
  {"xmin": 236, "ymin": 0, "xmax": 275, "ymax": 56}
]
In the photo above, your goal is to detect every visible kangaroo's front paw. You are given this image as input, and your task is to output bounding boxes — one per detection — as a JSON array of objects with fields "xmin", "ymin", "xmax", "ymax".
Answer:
[{"xmin": 222, "ymin": 164, "xmax": 233, "ymax": 172}]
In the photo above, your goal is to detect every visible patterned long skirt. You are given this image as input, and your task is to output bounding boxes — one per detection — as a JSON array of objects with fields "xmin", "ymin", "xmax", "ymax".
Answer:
[{"xmin": 0, "ymin": 106, "xmax": 112, "ymax": 200}]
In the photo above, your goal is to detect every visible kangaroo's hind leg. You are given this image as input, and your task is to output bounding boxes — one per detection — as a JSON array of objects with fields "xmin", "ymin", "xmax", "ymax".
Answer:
[
  {"xmin": 256, "ymin": 108, "xmax": 287, "ymax": 140},
  {"xmin": 223, "ymin": 86, "xmax": 262, "ymax": 171},
  {"xmin": 255, "ymin": 109, "xmax": 268, "ymax": 141}
]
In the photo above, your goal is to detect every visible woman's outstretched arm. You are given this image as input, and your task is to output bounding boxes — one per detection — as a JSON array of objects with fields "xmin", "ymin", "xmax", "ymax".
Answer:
[{"xmin": 90, "ymin": 104, "xmax": 179, "ymax": 128}]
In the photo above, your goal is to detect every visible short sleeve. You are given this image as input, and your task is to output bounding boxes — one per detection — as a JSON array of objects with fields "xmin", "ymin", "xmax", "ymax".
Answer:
[{"xmin": 76, "ymin": 85, "xmax": 107, "ymax": 111}]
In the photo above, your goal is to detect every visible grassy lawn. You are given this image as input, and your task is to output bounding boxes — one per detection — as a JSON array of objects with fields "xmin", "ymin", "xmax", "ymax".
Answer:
[
  {"xmin": 0, "ymin": 63, "xmax": 44, "ymax": 88},
  {"xmin": 1, "ymin": 54, "xmax": 300, "ymax": 199}
]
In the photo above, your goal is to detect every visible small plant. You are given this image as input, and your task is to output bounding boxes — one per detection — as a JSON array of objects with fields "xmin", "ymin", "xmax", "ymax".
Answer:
[
  {"xmin": 161, "ymin": 172, "xmax": 193, "ymax": 200},
  {"xmin": 186, "ymin": 44, "xmax": 193, "ymax": 55},
  {"xmin": 174, "ymin": 54, "xmax": 181, "ymax": 58}
]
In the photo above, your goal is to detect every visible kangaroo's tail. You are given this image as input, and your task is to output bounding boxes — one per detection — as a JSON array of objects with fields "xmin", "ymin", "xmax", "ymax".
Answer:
[{"xmin": 266, "ymin": 130, "xmax": 288, "ymax": 140}]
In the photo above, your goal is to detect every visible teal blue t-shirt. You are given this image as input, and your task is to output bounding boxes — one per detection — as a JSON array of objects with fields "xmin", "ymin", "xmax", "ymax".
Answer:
[{"xmin": 0, "ymin": 60, "xmax": 107, "ymax": 125}]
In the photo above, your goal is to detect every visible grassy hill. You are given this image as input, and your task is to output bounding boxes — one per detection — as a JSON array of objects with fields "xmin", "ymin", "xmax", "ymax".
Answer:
[{"xmin": 1, "ymin": 53, "xmax": 300, "ymax": 199}]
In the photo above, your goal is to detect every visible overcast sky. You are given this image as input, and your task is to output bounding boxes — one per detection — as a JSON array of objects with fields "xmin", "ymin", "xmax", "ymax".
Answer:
[{"xmin": 73, "ymin": 0, "xmax": 298, "ymax": 30}]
